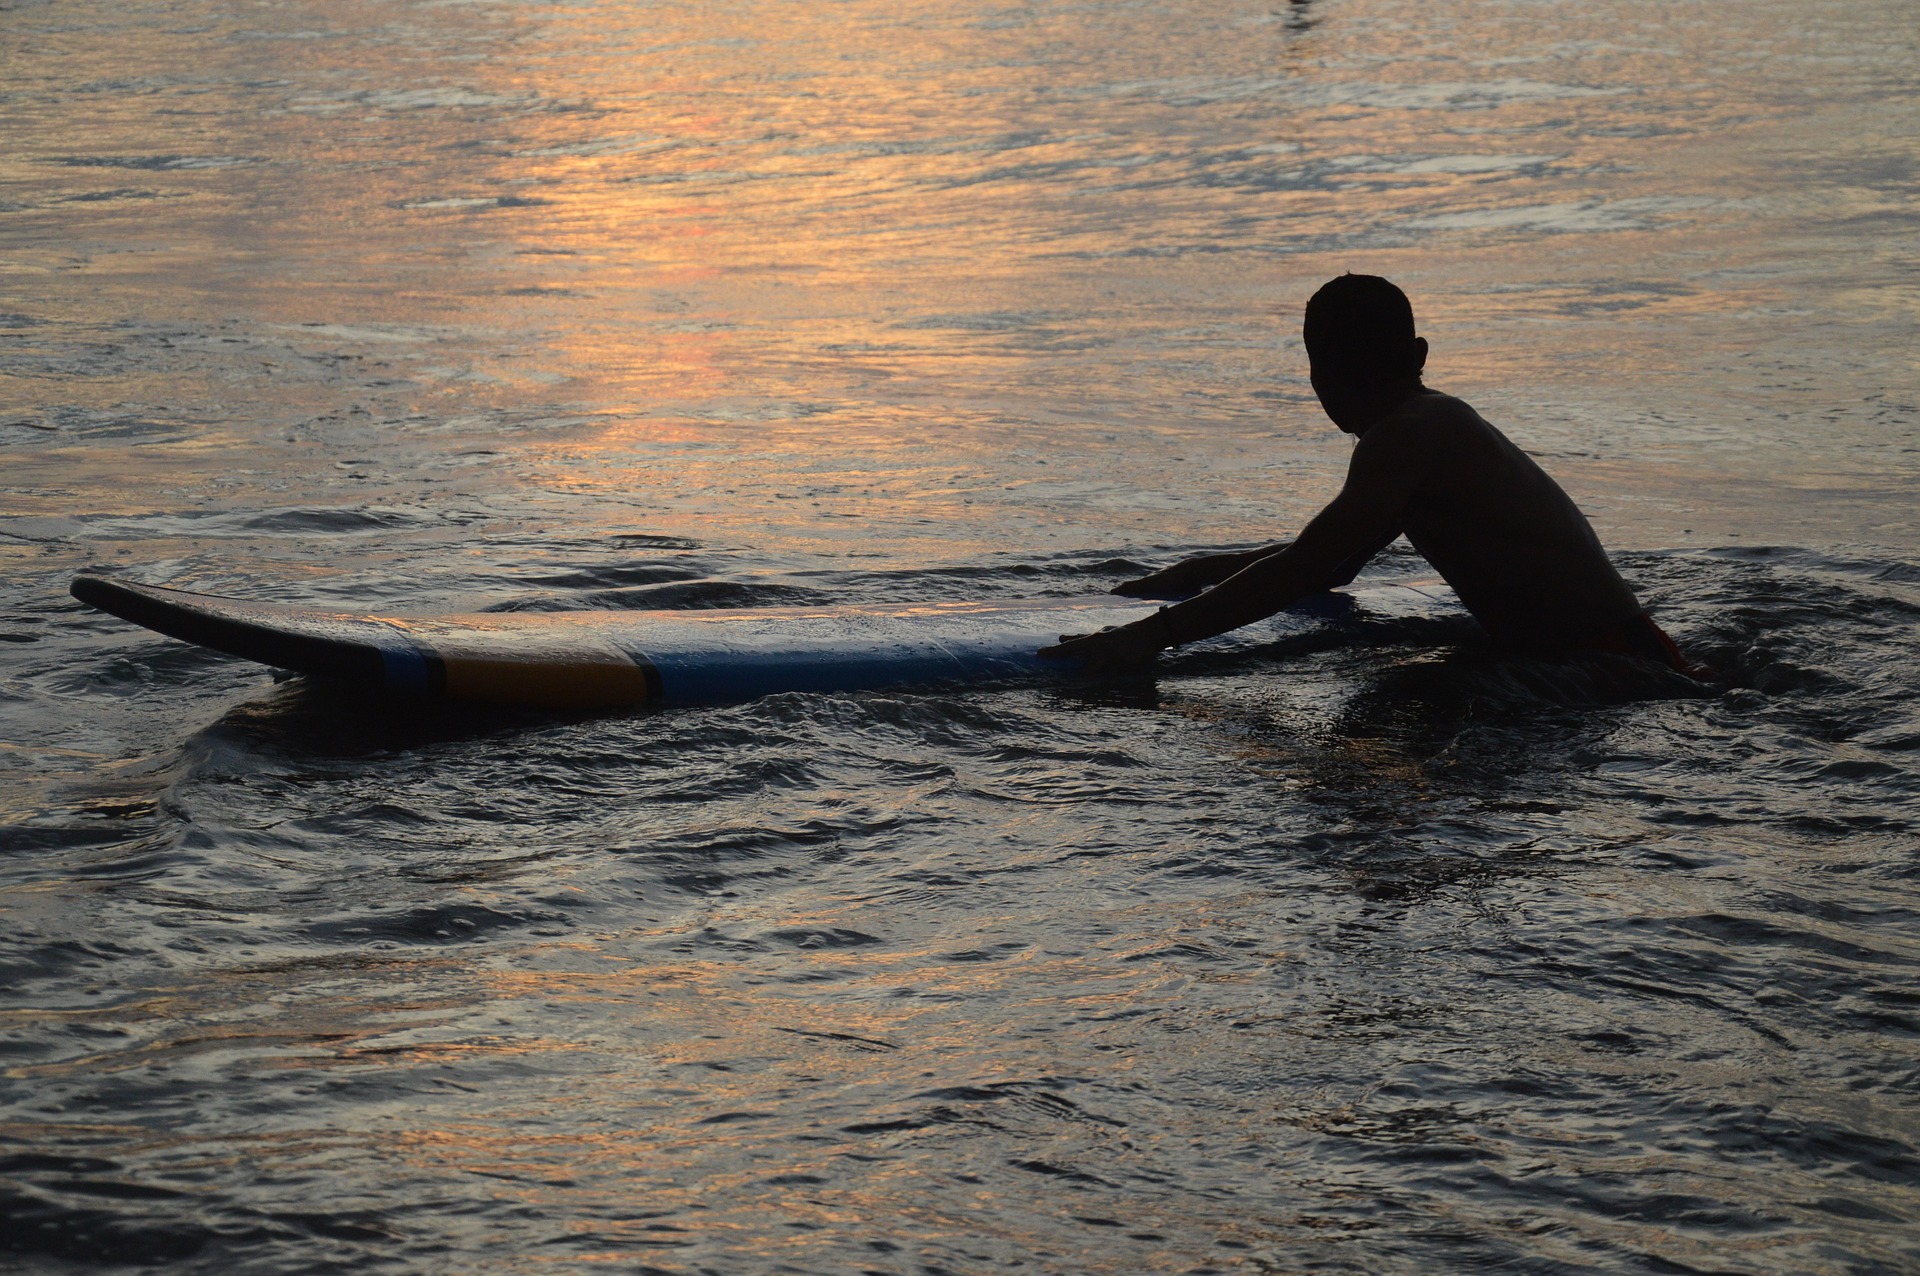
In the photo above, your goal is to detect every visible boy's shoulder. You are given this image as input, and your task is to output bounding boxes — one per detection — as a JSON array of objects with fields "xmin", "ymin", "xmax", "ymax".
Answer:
[
  {"xmin": 1357, "ymin": 390, "xmax": 1483, "ymax": 457},
  {"xmin": 1392, "ymin": 388, "xmax": 1482, "ymax": 430}
]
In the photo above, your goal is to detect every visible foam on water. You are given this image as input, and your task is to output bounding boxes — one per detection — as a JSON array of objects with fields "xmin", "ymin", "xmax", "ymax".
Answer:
[{"xmin": 3, "ymin": 0, "xmax": 1917, "ymax": 1271}]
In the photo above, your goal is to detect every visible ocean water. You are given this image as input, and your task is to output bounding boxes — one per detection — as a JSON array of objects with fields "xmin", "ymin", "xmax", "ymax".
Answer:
[{"xmin": 3, "ymin": 0, "xmax": 1919, "ymax": 1271}]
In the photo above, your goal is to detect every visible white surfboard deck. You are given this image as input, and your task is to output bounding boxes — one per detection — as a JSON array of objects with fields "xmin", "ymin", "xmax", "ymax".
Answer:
[{"xmin": 71, "ymin": 574, "xmax": 1458, "ymax": 709}]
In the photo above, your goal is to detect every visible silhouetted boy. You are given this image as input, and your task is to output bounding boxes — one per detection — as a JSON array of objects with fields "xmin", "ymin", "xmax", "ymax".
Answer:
[{"xmin": 1041, "ymin": 274, "xmax": 1697, "ymax": 673}]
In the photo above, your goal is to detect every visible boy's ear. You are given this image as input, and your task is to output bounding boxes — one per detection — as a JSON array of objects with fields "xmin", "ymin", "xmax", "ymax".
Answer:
[{"xmin": 1411, "ymin": 336, "xmax": 1429, "ymax": 376}]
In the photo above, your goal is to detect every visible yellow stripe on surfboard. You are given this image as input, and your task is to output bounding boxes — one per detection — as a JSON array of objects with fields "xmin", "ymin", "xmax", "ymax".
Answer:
[
  {"xmin": 436, "ymin": 652, "xmax": 654, "ymax": 708},
  {"xmin": 383, "ymin": 618, "xmax": 657, "ymax": 709}
]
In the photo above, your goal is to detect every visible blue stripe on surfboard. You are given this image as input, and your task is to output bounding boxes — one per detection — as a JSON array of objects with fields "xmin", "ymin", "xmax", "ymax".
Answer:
[
  {"xmin": 380, "ymin": 642, "xmax": 435, "ymax": 694},
  {"xmin": 644, "ymin": 645, "xmax": 1044, "ymax": 704}
]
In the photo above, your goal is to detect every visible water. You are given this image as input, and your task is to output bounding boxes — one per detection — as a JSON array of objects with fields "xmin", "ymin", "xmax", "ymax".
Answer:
[{"xmin": 3, "ymin": 0, "xmax": 1918, "ymax": 1270}]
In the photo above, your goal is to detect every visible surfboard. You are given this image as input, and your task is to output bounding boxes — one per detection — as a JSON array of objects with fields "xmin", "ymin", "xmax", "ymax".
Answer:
[{"xmin": 70, "ymin": 574, "xmax": 1457, "ymax": 709}]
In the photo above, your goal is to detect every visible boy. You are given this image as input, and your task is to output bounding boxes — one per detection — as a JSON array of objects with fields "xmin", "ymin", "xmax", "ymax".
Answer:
[{"xmin": 1040, "ymin": 274, "xmax": 1695, "ymax": 673}]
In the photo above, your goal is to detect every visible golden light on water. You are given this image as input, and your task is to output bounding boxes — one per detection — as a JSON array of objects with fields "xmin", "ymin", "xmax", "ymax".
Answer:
[{"xmin": 7, "ymin": 0, "xmax": 1912, "ymax": 564}]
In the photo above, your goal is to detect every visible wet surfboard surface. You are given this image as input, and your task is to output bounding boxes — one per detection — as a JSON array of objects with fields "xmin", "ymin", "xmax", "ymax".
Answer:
[{"xmin": 70, "ymin": 574, "xmax": 1458, "ymax": 709}]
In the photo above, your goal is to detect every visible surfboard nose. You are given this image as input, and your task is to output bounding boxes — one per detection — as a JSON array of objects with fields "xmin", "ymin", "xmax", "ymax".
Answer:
[
  {"xmin": 70, "ymin": 573, "xmax": 120, "ymax": 610},
  {"xmin": 72, "ymin": 574, "xmax": 173, "ymax": 626},
  {"xmin": 70, "ymin": 573, "xmax": 396, "ymax": 687}
]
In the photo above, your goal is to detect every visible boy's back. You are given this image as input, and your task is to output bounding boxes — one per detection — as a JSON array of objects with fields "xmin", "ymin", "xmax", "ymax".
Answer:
[{"xmin": 1358, "ymin": 389, "xmax": 1642, "ymax": 650}]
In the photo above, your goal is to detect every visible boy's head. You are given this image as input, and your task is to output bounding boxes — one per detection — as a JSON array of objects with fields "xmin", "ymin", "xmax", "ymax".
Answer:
[{"xmin": 1303, "ymin": 274, "xmax": 1427, "ymax": 431}]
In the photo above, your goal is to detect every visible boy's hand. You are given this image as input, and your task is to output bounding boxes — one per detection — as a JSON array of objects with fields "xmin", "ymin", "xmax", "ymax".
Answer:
[
  {"xmin": 1111, "ymin": 549, "xmax": 1260, "ymax": 599},
  {"xmin": 1038, "ymin": 624, "xmax": 1165, "ymax": 672},
  {"xmin": 1111, "ymin": 558, "xmax": 1216, "ymax": 599}
]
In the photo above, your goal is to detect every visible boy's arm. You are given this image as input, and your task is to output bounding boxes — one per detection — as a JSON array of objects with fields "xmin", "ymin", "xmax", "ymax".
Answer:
[
  {"xmin": 1114, "ymin": 528, "xmax": 1394, "ymax": 599},
  {"xmin": 1041, "ymin": 430, "xmax": 1419, "ymax": 666},
  {"xmin": 1320, "ymin": 526, "xmax": 1401, "ymax": 589},
  {"xmin": 1111, "ymin": 545, "xmax": 1278, "ymax": 598},
  {"xmin": 1151, "ymin": 477, "xmax": 1405, "ymax": 644}
]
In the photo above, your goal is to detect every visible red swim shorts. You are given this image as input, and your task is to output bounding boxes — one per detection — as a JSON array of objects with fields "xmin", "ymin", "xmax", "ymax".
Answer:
[{"xmin": 1588, "ymin": 612, "xmax": 1711, "ymax": 679}]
